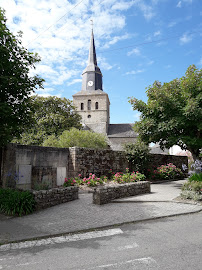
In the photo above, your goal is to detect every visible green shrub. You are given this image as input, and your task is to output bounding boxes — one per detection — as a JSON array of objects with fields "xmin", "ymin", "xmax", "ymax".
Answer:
[
  {"xmin": 188, "ymin": 173, "xmax": 202, "ymax": 182},
  {"xmin": 147, "ymin": 163, "xmax": 184, "ymax": 180},
  {"xmin": 181, "ymin": 180, "xmax": 202, "ymax": 201},
  {"xmin": 63, "ymin": 177, "xmax": 77, "ymax": 187},
  {"xmin": 182, "ymin": 181, "xmax": 202, "ymax": 193},
  {"xmin": 0, "ymin": 188, "xmax": 36, "ymax": 216},
  {"xmin": 124, "ymin": 141, "xmax": 150, "ymax": 173},
  {"xmin": 33, "ymin": 181, "xmax": 50, "ymax": 190}
]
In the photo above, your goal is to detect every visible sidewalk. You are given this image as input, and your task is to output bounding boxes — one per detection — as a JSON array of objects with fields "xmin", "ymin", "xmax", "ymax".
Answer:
[{"xmin": 0, "ymin": 180, "xmax": 202, "ymax": 245}]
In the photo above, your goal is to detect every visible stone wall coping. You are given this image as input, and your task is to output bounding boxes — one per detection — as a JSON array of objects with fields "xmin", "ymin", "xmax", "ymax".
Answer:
[{"xmin": 30, "ymin": 186, "xmax": 79, "ymax": 195}]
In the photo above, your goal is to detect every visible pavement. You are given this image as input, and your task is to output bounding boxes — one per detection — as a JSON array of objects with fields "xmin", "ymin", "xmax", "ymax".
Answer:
[{"xmin": 0, "ymin": 179, "xmax": 202, "ymax": 245}]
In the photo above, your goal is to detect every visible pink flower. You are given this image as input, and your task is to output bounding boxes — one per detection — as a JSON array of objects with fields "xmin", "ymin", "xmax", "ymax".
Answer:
[
  {"xmin": 87, "ymin": 181, "xmax": 91, "ymax": 184},
  {"xmin": 97, "ymin": 178, "xmax": 100, "ymax": 180},
  {"xmin": 89, "ymin": 173, "xmax": 92, "ymax": 176},
  {"xmin": 83, "ymin": 178, "xmax": 86, "ymax": 182},
  {"xmin": 73, "ymin": 179, "xmax": 76, "ymax": 183},
  {"xmin": 78, "ymin": 174, "xmax": 81, "ymax": 177}
]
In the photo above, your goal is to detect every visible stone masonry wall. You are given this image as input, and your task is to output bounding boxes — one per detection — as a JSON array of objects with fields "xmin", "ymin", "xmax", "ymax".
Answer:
[
  {"xmin": 1, "ymin": 144, "xmax": 70, "ymax": 189},
  {"xmin": 69, "ymin": 147, "xmax": 128, "ymax": 178},
  {"xmin": 1, "ymin": 144, "xmax": 188, "ymax": 190},
  {"xmin": 148, "ymin": 154, "xmax": 188, "ymax": 170},
  {"xmin": 93, "ymin": 181, "xmax": 151, "ymax": 205},
  {"xmin": 31, "ymin": 186, "xmax": 79, "ymax": 210}
]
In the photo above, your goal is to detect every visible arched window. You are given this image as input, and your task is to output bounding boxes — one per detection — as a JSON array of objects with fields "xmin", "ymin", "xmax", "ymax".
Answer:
[
  {"xmin": 81, "ymin": 103, "xmax": 84, "ymax": 110},
  {"xmin": 95, "ymin": 102, "xmax": 98, "ymax": 110},
  {"xmin": 88, "ymin": 100, "xmax": 91, "ymax": 110}
]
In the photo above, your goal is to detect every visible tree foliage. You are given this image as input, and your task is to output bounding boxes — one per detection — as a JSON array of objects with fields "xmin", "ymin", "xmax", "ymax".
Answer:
[
  {"xmin": 129, "ymin": 65, "xmax": 202, "ymax": 160},
  {"xmin": 12, "ymin": 96, "xmax": 82, "ymax": 145},
  {"xmin": 43, "ymin": 128, "xmax": 108, "ymax": 149},
  {"xmin": 124, "ymin": 141, "xmax": 150, "ymax": 173},
  {"xmin": 0, "ymin": 8, "xmax": 44, "ymax": 147}
]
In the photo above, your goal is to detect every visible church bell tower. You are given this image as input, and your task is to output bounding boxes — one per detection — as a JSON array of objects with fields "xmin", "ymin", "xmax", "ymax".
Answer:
[{"xmin": 73, "ymin": 30, "xmax": 110, "ymax": 135}]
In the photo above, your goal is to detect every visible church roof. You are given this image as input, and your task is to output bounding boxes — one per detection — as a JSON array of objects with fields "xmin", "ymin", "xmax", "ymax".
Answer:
[
  {"xmin": 89, "ymin": 30, "xmax": 97, "ymax": 66},
  {"xmin": 73, "ymin": 89, "xmax": 108, "ymax": 96},
  {"xmin": 107, "ymin": 124, "xmax": 138, "ymax": 138}
]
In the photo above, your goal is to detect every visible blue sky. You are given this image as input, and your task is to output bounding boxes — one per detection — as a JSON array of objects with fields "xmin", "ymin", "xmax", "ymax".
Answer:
[{"xmin": 1, "ymin": 0, "xmax": 202, "ymax": 124}]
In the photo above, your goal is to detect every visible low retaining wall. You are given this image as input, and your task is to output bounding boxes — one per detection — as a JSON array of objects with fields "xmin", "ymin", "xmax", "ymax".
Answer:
[
  {"xmin": 31, "ymin": 186, "xmax": 79, "ymax": 210},
  {"xmin": 93, "ymin": 181, "xmax": 150, "ymax": 205}
]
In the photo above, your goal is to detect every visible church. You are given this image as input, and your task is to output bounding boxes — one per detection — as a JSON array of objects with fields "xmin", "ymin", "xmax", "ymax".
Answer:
[{"xmin": 73, "ymin": 30, "xmax": 137, "ymax": 151}]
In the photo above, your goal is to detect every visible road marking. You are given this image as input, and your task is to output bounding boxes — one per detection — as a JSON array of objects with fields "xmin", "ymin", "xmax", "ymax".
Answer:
[
  {"xmin": 0, "ymin": 228, "xmax": 123, "ymax": 251},
  {"xmin": 78, "ymin": 257, "xmax": 158, "ymax": 270},
  {"xmin": 116, "ymin": 243, "xmax": 139, "ymax": 250}
]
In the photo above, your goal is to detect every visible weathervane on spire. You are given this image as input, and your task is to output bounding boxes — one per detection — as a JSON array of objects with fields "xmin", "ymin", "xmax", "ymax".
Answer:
[{"xmin": 90, "ymin": 19, "xmax": 93, "ymax": 30}]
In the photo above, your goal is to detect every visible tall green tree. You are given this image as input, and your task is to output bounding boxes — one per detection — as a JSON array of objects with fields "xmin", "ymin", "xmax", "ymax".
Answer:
[
  {"xmin": 129, "ymin": 65, "xmax": 202, "ymax": 160},
  {"xmin": 43, "ymin": 128, "xmax": 108, "ymax": 149},
  {"xmin": 0, "ymin": 8, "xmax": 44, "ymax": 147},
  {"xmin": 13, "ymin": 96, "xmax": 82, "ymax": 145}
]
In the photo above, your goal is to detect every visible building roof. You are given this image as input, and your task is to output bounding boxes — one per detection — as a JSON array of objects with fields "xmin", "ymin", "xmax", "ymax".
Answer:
[
  {"xmin": 72, "ymin": 89, "xmax": 108, "ymax": 96},
  {"xmin": 107, "ymin": 124, "xmax": 138, "ymax": 138}
]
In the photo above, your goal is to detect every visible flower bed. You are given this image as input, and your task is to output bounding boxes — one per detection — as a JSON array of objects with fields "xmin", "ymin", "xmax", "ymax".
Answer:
[
  {"xmin": 63, "ymin": 169, "xmax": 146, "ymax": 189},
  {"xmin": 146, "ymin": 163, "xmax": 184, "ymax": 181},
  {"xmin": 181, "ymin": 172, "xmax": 202, "ymax": 202}
]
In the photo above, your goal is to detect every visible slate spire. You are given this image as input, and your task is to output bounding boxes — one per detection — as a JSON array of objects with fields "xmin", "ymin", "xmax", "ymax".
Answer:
[
  {"xmin": 88, "ymin": 30, "xmax": 97, "ymax": 66},
  {"xmin": 81, "ymin": 29, "xmax": 103, "ymax": 91}
]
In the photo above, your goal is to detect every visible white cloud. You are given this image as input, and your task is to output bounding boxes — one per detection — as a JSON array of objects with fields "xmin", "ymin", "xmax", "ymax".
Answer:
[
  {"xmin": 147, "ymin": 60, "xmax": 154, "ymax": 66},
  {"xmin": 133, "ymin": 111, "xmax": 141, "ymax": 121},
  {"xmin": 138, "ymin": 2, "xmax": 156, "ymax": 20},
  {"xmin": 111, "ymin": 1, "xmax": 135, "ymax": 11},
  {"xmin": 127, "ymin": 47, "xmax": 141, "ymax": 56},
  {"xmin": 1, "ymin": 0, "xmax": 133, "ymax": 88},
  {"xmin": 199, "ymin": 57, "xmax": 202, "ymax": 66},
  {"xmin": 154, "ymin": 30, "xmax": 161, "ymax": 37},
  {"xmin": 103, "ymin": 33, "xmax": 131, "ymax": 49},
  {"xmin": 168, "ymin": 21, "xmax": 177, "ymax": 28},
  {"xmin": 125, "ymin": 69, "xmax": 145, "ymax": 75},
  {"xmin": 67, "ymin": 79, "xmax": 82, "ymax": 86},
  {"xmin": 99, "ymin": 57, "xmax": 113, "ymax": 70},
  {"xmin": 177, "ymin": 0, "xmax": 192, "ymax": 8},
  {"xmin": 180, "ymin": 33, "xmax": 193, "ymax": 44}
]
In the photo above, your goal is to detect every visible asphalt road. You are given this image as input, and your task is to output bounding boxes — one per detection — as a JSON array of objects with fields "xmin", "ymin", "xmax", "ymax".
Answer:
[{"xmin": 0, "ymin": 212, "xmax": 202, "ymax": 270}]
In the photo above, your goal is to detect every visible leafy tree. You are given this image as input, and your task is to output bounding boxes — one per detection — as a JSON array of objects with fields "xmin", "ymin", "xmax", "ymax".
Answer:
[
  {"xmin": 43, "ymin": 128, "xmax": 108, "ymax": 149},
  {"xmin": 0, "ymin": 8, "xmax": 44, "ymax": 147},
  {"xmin": 13, "ymin": 96, "xmax": 82, "ymax": 145},
  {"xmin": 129, "ymin": 65, "xmax": 202, "ymax": 160},
  {"xmin": 124, "ymin": 141, "xmax": 150, "ymax": 173}
]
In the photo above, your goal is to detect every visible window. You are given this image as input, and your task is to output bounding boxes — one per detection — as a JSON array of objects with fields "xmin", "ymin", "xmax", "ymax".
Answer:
[
  {"xmin": 95, "ymin": 102, "xmax": 98, "ymax": 110},
  {"xmin": 81, "ymin": 103, "xmax": 84, "ymax": 110},
  {"xmin": 88, "ymin": 115, "xmax": 91, "ymax": 118},
  {"xmin": 88, "ymin": 100, "xmax": 91, "ymax": 110}
]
